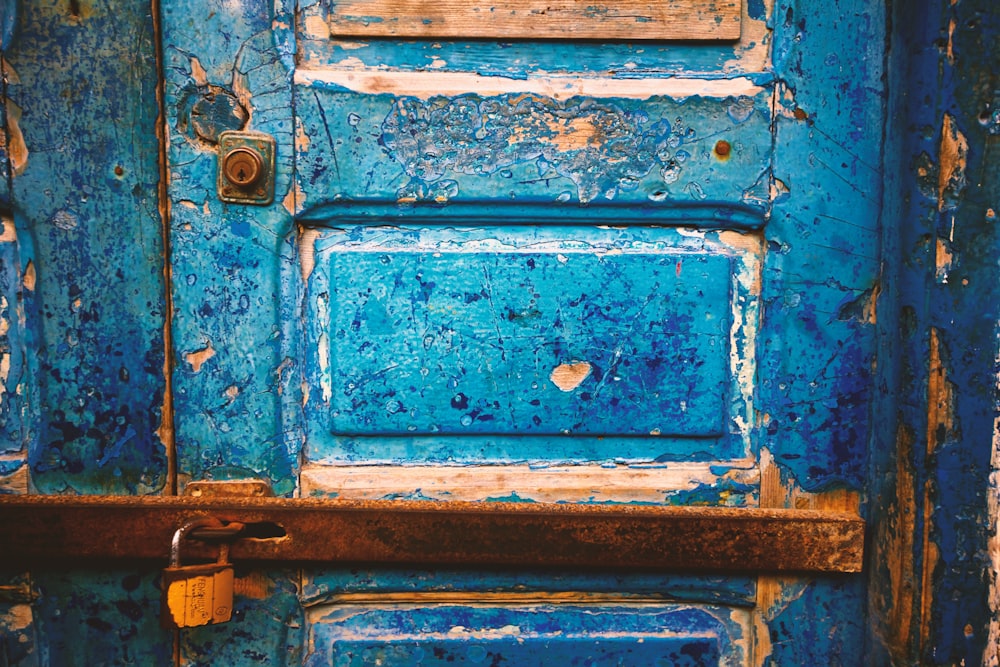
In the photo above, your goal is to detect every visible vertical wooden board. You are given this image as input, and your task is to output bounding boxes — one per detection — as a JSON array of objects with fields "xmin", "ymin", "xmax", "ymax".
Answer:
[
  {"xmin": 753, "ymin": 1, "xmax": 886, "ymax": 664},
  {"xmin": 160, "ymin": 0, "xmax": 300, "ymax": 494},
  {"xmin": 871, "ymin": 0, "xmax": 1000, "ymax": 663},
  {"xmin": 161, "ymin": 2, "xmax": 305, "ymax": 664},
  {"xmin": 6, "ymin": 0, "xmax": 167, "ymax": 494},
  {"xmin": 759, "ymin": 1, "xmax": 886, "ymax": 494}
]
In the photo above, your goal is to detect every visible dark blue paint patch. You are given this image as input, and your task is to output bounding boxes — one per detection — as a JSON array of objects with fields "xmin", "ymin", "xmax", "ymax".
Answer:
[{"xmin": 766, "ymin": 578, "xmax": 866, "ymax": 666}]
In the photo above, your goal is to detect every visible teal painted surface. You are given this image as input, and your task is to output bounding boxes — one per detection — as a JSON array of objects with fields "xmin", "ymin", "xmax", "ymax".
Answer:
[
  {"xmin": 297, "ymin": 0, "xmax": 773, "ymax": 78},
  {"xmin": 7, "ymin": 0, "xmax": 167, "ymax": 495},
  {"xmin": 161, "ymin": 0, "xmax": 300, "ymax": 494},
  {"xmin": 3, "ymin": 0, "xmax": 997, "ymax": 664},
  {"xmin": 295, "ymin": 88, "xmax": 773, "ymax": 216},
  {"xmin": 304, "ymin": 225, "xmax": 753, "ymax": 464},
  {"xmin": 759, "ymin": 0, "xmax": 886, "ymax": 492}
]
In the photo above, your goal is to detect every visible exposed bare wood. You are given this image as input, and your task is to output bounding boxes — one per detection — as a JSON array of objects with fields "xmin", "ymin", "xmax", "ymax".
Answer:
[
  {"xmin": 0, "ymin": 495, "xmax": 863, "ymax": 573},
  {"xmin": 318, "ymin": 0, "xmax": 741, "ymax": 41}
]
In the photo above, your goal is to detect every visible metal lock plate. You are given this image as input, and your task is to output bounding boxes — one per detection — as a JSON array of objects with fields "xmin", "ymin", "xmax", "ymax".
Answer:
[{"xmin": 217, "ymin": 131, "xmax": 275, "ymax": 205}]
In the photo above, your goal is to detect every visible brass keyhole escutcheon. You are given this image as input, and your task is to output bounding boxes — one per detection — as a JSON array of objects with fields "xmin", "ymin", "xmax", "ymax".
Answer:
[
  {"xmin": 217, "ymin": 131, "xmax": 275, "ymax": 205},
  {"xmin": 222, "ymin": 148, "xmax": 263, "ymax": 188}
]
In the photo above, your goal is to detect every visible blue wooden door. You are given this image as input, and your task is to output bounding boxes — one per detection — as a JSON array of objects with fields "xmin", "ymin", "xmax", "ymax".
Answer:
[
  {"xmin": 157, "ymin": 0, "xmax": 877, "ymax": 664},
  {"xmin": 19, "ymin": 0, "xmax": 1000, "ymax": 664}
]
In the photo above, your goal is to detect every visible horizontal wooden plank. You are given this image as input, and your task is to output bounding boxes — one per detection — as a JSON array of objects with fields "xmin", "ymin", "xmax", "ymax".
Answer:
[
  {"xmin": 0, "ymin": 495, "xmax": 863, "ymax": 573},
  {"xmin": 318, "ymin": 0, "xmax": 742, "ymax": 41}
]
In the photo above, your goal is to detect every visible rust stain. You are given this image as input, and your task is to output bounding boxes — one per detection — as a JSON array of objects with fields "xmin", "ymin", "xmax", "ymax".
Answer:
[
  {"xmin": 927, "ymin": 327, "xmax": 956, "ymax": 454},
  {"xmin": 0, "ymin": 494, "xmax": 865, "ymax": 573},
  {"xmin": 185, "ymin": 343, "xmax": 216, "ymax": 373},
  {"xmin": 938, "ymin": 113, "xmax": 969, "ymax": 211},
  {"xmin": 234, "ymin": 571, "xmax": 272, "ymax": 600}
]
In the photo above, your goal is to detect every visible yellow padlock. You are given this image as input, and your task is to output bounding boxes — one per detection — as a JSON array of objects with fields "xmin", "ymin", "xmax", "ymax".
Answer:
[{"xmin": 160, "ymin": 517, "xmax": 236, "ymax": 630}]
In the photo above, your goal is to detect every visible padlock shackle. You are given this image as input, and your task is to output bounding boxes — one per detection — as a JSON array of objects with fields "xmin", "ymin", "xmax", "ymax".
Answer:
[{"xmin": 169, "ymin": 516, "xmax": 226, "ymax": 567}]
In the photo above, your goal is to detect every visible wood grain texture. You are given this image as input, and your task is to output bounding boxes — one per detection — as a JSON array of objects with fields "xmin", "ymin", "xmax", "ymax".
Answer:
[{"xmin": 320, "ymin": 0, "xmax": 741, "ymax": 40}]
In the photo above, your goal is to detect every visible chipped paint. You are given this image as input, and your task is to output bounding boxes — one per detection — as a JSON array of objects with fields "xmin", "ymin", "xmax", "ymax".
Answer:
[
  {"xmin": 986, "ymin": 326, "xmax": 1000, "ymax": 667},
  {"xmin": 2, "ymin": 100, "xmax": 27, "ymax": 175},
  {"xmin": 298, "ymin": 226, "xmax": 321, "ymax": 281},
  {"xmin": 185, "ymin": 343, "xmax": 216, "ymax": 373},
  {"xmin": 938, "ymin": 113, "xmax": 968, "ymax": 211},
  {"xmin": 549, "ymin": 361, "xmax": 591, "ymax": 392},
  {"xmin": 927, "ymin": 327, "xmax": 956, "ymax": 454},
  {"xmin": 301, "ymin": 461, "xmax": 758, "ymax": 504},
  {"xmin": 296, "ymin": 69, "xmax": 764, "ymax": 101}
]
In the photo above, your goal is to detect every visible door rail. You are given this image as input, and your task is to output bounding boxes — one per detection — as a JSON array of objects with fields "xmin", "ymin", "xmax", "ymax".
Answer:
[{"xmin": 0, "ymin": 495, "xmax": 864, "ymax": 573}]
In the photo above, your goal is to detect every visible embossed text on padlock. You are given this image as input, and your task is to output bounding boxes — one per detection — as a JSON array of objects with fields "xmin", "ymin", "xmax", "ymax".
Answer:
[{"xmin": 160, "ymin": 517, "xmax": 236, "ymax": 630}]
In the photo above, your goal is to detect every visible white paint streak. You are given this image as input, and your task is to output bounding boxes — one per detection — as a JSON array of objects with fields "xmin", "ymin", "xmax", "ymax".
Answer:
[
  {"xmin": 295, "ymin": 69, "xmax": 764, "ymax": 101},
  {"xmin": 316, "ymin": 293, "xmax": 332, "ymax": 402},
  {"xmin": 301, "ymin": 462, "xmax": 758, "ymax": 504}
]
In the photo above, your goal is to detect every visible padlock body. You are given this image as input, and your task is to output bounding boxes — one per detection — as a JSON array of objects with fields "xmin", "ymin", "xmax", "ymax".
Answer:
[{"xmin": 161, "ymin": 563, "xmax": 234, "ymax": 629}]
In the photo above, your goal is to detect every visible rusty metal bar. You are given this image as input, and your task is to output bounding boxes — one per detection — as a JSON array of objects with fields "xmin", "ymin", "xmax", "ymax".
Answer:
[{"xmin": 0, "ymin": 496, "xmax": 864, "ymax": 573}]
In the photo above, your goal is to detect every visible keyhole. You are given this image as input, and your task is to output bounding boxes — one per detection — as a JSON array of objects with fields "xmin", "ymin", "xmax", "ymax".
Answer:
[{"xmin": 223, "ymin": 148, "xmax": 263, "ymax": 188}]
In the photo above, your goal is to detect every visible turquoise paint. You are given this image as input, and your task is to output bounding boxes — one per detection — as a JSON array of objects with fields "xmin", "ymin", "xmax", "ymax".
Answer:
[
  {"xmin": 305, "ymin": 226, "xmax": 742, "ymax": 462},
  {"xmin": 297, "ymin": 0, "xmax": 773, "ymax": 79},
  {"xmin": 161, "ymin": 0, "xmax": 300, "ymax": 493},
  {"xmin": 1, "ymin": 0, "xmax": 995, "ymax": 664},
  {"xmin": 295, "ymin": 87, "xmax": 773, "ymax": 212},
  {"xmin": 8, "ymin": 0, "xmax": 168, "ymax": 495}
]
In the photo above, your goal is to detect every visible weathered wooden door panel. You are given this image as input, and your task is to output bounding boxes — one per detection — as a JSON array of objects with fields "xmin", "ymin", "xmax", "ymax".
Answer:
[
  {"xmin": 305, "ymin": 604, "xmax": 751, "ymax": 666},
  {"xmin": 164, "ymin": 0, "xmax": 868, "ymax": 664},
  {"xmin": 17, "ymin": 0, "xmax": 1000, "ymax": 664},
  {"xmin": 301, "ymin": 226, "xmax": 758, "ymax": 465},
  {"xmin": 290, "ymin": 3, "xmax": 770, "ymax": 665}
]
